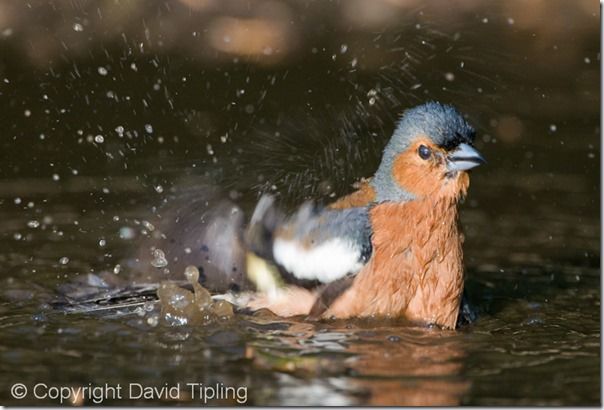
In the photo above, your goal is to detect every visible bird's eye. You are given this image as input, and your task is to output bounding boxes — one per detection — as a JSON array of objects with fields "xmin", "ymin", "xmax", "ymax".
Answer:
[{"xmin": 418, "ymin": 145, "xmax": 431, "ymax": 160}]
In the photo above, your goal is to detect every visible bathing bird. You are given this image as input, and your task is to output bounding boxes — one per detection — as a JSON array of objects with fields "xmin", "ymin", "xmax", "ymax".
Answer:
[{"xmin": 239, "ymin": 102, "xmax": 485, "ymax": 329}]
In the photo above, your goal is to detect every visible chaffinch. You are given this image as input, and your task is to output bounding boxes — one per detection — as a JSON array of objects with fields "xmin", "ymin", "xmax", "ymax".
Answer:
[{"xmin": 239, "ymin": 102, "xmax": 485, "ymax": 329}]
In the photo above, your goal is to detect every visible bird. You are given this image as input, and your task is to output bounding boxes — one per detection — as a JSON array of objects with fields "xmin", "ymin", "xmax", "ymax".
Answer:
[
  {"xmin": 131, "ymin": 101, "xmax": 484, "ymax": 330},
  {"xmin": 230, "ymin": 101, "xmax": 485, "ymax": 329}
]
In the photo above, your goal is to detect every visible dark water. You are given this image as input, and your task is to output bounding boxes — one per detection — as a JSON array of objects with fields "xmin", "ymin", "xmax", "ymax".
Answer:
[{"xmin": 0, "ymin": 1, "xmax": 600, "ymax": 406}]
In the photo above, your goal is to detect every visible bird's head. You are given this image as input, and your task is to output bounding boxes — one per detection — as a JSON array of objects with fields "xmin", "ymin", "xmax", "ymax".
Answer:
[{"xmin": 372, "ymin": 102, "xmax": 485, "ymax": 203}]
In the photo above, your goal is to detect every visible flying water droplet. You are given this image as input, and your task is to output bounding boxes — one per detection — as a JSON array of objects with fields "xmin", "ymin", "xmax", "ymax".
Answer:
[
  {"xmin": 142, "ymin": 220, "xmax": 155, "ymax": 231},
  {"xmin": 27, "ymin": 220, "xmax": 40, "ymax": 228},
  {"xmin": 119, "ymin": 226, "xmax": 136, "ymax": 240},
  {"xmin": 151, "ymin": 249, "xmax": 168, "ymax": 268},
  {"xmin": 184, "ymin": 265, "xmax": 200, "ymax": 283}
]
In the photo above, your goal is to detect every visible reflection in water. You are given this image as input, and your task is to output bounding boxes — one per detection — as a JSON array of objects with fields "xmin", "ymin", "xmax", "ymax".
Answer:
[
  {"xmin": 245, "ymin": 318, "xmax": 470, "ymax": 406},
  {"xmin": 348, "ymin": 329, "xmax": 469, "ymax": 405}
]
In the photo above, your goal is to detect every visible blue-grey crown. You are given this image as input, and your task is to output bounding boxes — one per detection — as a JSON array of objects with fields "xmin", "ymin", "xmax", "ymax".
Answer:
[{"xmin": 371, "ymin": 102, "xmax": 476, "ymax": 203}]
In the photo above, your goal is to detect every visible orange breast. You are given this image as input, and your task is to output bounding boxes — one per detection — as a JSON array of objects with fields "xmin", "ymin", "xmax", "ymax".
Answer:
[{"xmin": 325, "ymin": 196, "xmax": 465, "ymax": 329}]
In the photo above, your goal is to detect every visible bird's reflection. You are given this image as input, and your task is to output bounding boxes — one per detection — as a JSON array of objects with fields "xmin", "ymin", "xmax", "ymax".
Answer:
[{"xmin": 247, "ymin": 317, "xmax": 470, "ymax": 406}]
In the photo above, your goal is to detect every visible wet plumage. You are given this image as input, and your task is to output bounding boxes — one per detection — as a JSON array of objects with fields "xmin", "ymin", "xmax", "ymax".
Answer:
[{"xmin": 240, "ymin": 102, "xmax": 484, "ymax": 329}]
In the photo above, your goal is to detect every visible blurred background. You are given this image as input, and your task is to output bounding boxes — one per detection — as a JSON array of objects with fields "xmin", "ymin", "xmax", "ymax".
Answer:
[{"xmin": 0, "ymin": 0, "xmax": 600, "ymax": 406}]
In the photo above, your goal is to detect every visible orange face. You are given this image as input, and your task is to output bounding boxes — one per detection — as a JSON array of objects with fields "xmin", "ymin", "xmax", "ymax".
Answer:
[{"xmin": 391, "ymin": 136, "xmax": 469, "ymax": 200}]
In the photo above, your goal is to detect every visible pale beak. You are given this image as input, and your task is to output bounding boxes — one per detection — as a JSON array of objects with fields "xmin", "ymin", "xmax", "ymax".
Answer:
[{"xmin": 447, "ymin": 143, "xmax": 486, "ymax": 172}]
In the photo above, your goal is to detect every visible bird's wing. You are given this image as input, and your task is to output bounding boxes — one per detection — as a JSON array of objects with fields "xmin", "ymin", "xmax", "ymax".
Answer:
[{"xmin": 270, "ymin": 202, "xmax": 373, "ymax": 285}]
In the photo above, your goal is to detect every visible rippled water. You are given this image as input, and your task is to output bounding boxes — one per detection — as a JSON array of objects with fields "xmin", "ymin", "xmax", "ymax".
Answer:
[{"xmin": 0, "ymin": 0, "xmax": 600, "ymax": 406}]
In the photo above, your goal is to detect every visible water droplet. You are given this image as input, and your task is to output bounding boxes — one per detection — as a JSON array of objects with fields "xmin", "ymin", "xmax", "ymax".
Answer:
[
  {"xmin": 73, "ymin": 23, "xmax": 83, "ymax": 32},
  {"xmin": 340, "ymin": 44, "xmax": 348, "ymax": 54},
  {"xmin": 97, "ymin": 66, "xmax": 108, "ymax": 76},
  {"xmin": 113, "ymin": 264, "xmax": 121, "ymax": 274},
  {"xmin": 151, "ymin": 249, "xmax": 168, "ymax": 268},
  {"xmin": 444, "ymin": 72, "xmax": 455, "ymax": 82},
  {"xmin": 59, "ymin": 257, "xmax": 70, "ymax": 265},
  {"xmin": 98, "ymin": 239, "xmax": 106, "ymax": 247},
  {"xmin": 27, "ymin": 220, "xmax": 40, "ymax": 228},
  {"xmin": 24, "ymin": 109, "xmax": 31, "ymax": 117},
  {"xmin": 154, "ymin": 185, "xmax": 164, "ymax": 193},
  {"xmin": 549, "ymin": 124, "xmax": 557, "ymax": 132},
  {"xmin": 119, "ymin": 226, "xmax": 136, "ymax": 240},
  {"xmin": 52, "ymin": 173, "xmax": 60, "ymax": 181},
  {"xmin": 142, "ymin": 220, "xmax": 155, "ymax": 231},
  {"xmin": 144, "ymin": 124, "xmax": 153, "ymax": 134},
  {"xmin": 146, "ymin": 315, "xmax": 159, "ymax": 327},
  {"xmin": 184, "ymin": 265, "xmax": 200, "ymax": 284},
  {"xmin": 94, "ymin": 134, "xmax": 104, "ymax": 143}
]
